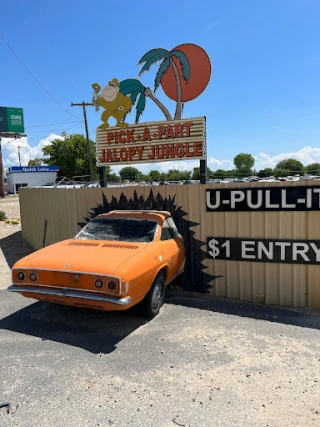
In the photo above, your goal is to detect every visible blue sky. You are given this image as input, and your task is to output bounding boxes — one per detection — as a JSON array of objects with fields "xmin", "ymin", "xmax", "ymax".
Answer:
[{"xmin": 1, "ymin": 0, "xmax": 320, "ymax": 174}]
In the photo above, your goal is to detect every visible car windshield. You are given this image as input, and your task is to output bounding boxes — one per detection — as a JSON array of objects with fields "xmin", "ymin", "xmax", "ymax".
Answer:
[{"xmin": 74, "ymin": 218, "xmax": 158, "ymax": 243}]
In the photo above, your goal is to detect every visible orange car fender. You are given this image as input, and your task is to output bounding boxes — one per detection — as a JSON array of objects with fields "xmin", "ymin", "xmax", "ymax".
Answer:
[
  {"xmin": 153, "ymin": 262, "xmax": 170, "ymax": 286},
  {"xmin": 121, "ymin": 260, "xmax": 169, "ymax": 301}
]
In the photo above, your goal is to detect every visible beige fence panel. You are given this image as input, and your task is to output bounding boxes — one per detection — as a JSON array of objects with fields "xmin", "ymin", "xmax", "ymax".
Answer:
[{"xmin": 19, "ymin": 180, "xmax": 320, "ymax": 309}]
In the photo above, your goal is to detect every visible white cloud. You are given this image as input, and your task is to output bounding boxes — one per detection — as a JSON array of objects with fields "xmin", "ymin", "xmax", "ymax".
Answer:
[
  {"xmin": 2, "ymin": 134, "xmax": 63, "ymax": 169},
  {"xmin": 208, "ymin": 157, "xmax": 234, "ymax": 170},
  {"xmin": 254, "ymin": 146, "xmax": 320, "ymax": 170},
  {"xmin": 159, "ymin": 160, "xmax": 200, "ymax": 172}
]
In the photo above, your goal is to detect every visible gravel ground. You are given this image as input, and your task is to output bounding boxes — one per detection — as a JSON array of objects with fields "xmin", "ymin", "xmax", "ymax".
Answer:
[
  {"xmin": 1, "ymin": 289, "xmax": 320, "ymax": 427},
  {"xmin": 0, "ymin": 197, "xmax": 25, "ymax": 289},
  {"xmin": 0, "ymin": 196, "xmax": 21, "ymax": 220}
]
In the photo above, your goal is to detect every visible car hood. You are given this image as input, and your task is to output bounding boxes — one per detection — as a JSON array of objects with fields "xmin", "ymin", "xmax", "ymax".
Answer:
[{"xmin": 13, "ymin": 239, "xmax": 149, "ymax": 276}]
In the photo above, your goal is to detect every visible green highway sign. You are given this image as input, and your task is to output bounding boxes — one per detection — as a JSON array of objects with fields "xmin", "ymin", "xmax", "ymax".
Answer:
[{"xmin": 0, "ymin": 106, "xmax": 25, "ymax": 134}]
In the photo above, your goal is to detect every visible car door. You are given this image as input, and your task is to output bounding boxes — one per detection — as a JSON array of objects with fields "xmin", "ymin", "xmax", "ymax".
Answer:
[
  {"xmin": 166, "ymin": 216, "xmax": 185, "ymax": 273},
  {"xmin": 160, "ymin": 218, "xmax": 185, "ymax": 281}
]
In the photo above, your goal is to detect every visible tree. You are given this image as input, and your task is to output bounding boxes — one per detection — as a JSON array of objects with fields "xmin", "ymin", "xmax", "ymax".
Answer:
[
  {"xmin": 119, "ymin": 166, "xmax": 142, "ymax": 181},
  {"xmin": 213, "ymin": 169, "xmax": 227, "ymax": 179},
  {"xmin": 233, "ymin": 153, "xmax": 255, "ymax": 176},
  {"xmin": 42, "ymin": 133, "xmax": 97, "ymax": 178},
  {"xmin": 191, "ymin": 167, "xmax": 213, "ymax": 180},
  {"xmin": 180, "ymin": 171, "xmax": 191, "ymax": 180},
  {"xmin": 274, "ymin": 168, "xmax": 291, "ymax": 178},
  {"xmin": 149, "ymin": 170, "xmax": 161, "ymax": 182},
  {"xmin": 142, "ymin": 174, "xmax": 153, "ymax": 183},
  {"xmin": 206, "ymin": 166, "xmax": 213, "ymax": 179},
  {"xmin": 103, "ymin": 166, "xmax": 112, "ymax": 177},
  {"xmin": 28, "ymin": 158, "xmax": 43, "ymax": 166},
  {"xmin": 258, "ymin": 168, "xmax": 273, "ymax": 178},
  {"xmin": 192, "ymin": 168, "xmax": 200, "ymax": 180},
  {"xmin": 159, "ymin": 172, "xmax": 167, "ymax": 181},
  {"xmin": 138, "ymin": 48, "xmax": 191, "ymax": 119},
  {"xmin": 107, "ymin": 173, "xmax": 121, "ymax": 183},
  {"xmin": 274, "ymin": 159, "xmax": 304, "ymax": 175},
  {"xmin": 120, "ymin": 79, "xmax": 172, "ymax": 122},
  {"xmin": 167, "ymin": 169, "xmax": 181, "ymax": 181},
  {"xmin": 305, "ymin": 163, "xmax": 320, "ymax": 175}
]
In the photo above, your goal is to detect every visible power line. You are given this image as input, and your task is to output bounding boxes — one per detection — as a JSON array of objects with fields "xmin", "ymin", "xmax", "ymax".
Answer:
[
  {"xmin": 26, "ymin": 120, "xmax": 81, "ymax": 129},
  {"xmin": 0, "ymin": 33, "xmax": 81, "ymax": 120},
  {"xmin": 1, "ymin": 122, "xmax": 82, "ymax": 140},
  {"xmin": 27, "ymin": 122, "xmax": 83, "ymax": 135},
  {"xmin": 43, "ymin": 122, "xmax": 84, "ymax": 135}
]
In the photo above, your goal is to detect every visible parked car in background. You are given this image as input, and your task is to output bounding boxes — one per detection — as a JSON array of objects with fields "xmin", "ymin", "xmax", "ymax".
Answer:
[
  {"xmin": 220, "ymin": 178, "xmax": 233, "ymax": 184},
  {"xmin": 9, "ymin": 211, "xmax": 185, "ymax": 318}
]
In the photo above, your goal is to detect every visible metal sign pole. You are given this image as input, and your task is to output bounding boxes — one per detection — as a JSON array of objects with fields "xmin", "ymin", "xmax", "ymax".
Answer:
[
  {"xmin": 200, "ymin": 116, "xmax": 207, "ymax": 184},
  {"xmin": 0, "ymin": 105, "xmax": 26, "ymax": 197},
  {"xmin": 200, "ymin": 159, "xmax": 207, "ymax": 184},
  {"xmin": 0, "ymin": 138, "xmax": 4, "ymax": 198},
  {"xmin": 0, "ymin": 133, "xmax": 27, "ymax": 197}
]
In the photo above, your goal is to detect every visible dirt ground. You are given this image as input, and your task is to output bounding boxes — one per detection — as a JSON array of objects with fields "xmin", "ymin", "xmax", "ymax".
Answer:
[
  {"xmin": 0, "ymin": 196, "xmax": 31, "ymax": 290},
  {"xmin": 0, "ymin": 196, "xmax": 21, "ymax": 221},
  {"xmin": 1, "ymin": 197, "xmax": 320, "ymax": 426}
]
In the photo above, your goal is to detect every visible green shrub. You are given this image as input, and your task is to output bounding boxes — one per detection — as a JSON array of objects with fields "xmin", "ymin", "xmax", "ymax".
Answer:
[{"xmin": 0, "ymin": 211, "xmax": 7, "ymax": 221}]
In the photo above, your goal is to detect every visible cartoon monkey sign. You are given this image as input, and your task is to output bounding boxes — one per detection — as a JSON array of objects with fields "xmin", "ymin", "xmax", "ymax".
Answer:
[{"xmin": 92, "ymin": 79, "xmax": 133, "ymax": 129}]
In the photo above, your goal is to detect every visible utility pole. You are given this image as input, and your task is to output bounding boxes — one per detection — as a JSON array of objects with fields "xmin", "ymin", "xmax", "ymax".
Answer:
[
  {"xmin": 0, "ymin": 134, "xmax": 26, "ymax": 198},
  {"xmin": 71, "ymin": 102, "xmax": 94, "ymax": 181},
  {"xmin": 0, "ymin": 138, "xmax": 4, "ymax": 198},
  {"xmin": 17, "ymin": 146, "xmax": 21, "ymax": 167}
]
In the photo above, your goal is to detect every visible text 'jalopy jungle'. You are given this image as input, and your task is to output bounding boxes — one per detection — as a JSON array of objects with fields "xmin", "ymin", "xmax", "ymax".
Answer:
[{"xmin": 98, "ymin": 122, "xmax": 204, "ymax": 163}]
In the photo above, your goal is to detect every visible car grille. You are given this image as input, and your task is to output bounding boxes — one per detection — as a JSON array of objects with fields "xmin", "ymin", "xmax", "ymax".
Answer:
[
  {"xmin": 101, "ymin": 243, "xmax": 138, "ymax": 250},
  {"xmin": 65, "ymin": 241, "xmax": 138, "ymax": 250},
  {"xmin": 67, "ymin": 242, "xmax": 100, "ymax": 247}
]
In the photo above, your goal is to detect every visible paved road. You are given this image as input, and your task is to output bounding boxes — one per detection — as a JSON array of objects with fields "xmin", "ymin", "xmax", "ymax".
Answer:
[
  {"xmin": 1, "ymin": 288, "xmax": 320, "ymax": 427},
  {"xmin": 0, "ymin": 224, "xmax": 30, "ymax": 291},
  {"xmin": 1, "ymin": 227, "xmax": 320, "ymax": 426}
]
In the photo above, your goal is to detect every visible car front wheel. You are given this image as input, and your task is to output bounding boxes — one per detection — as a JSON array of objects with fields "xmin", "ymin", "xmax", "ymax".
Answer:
[{"xmin": 145, "ymin": 273, "xmax": 165, "ymax": 319}]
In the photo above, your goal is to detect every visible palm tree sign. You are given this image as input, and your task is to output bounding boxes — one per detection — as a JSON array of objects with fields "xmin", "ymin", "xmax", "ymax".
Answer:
[
  {"xmin": 138, "ymin": 48, "xmax": 190, "ymax": 120},
  {"xmin": 120, "ymin": 79, "xmax": 172, "ymax": 123}
]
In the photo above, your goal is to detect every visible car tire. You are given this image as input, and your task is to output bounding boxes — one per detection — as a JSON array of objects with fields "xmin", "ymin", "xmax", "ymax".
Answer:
[{"xmin": 144, "ymin": 272, "xmax": 165, "ymax": 319}]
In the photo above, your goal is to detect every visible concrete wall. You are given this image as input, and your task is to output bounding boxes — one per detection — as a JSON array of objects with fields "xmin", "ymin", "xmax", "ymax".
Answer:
[{"xmin": 19, "ymin": 181, "xmax": 320, "ymax": 309}]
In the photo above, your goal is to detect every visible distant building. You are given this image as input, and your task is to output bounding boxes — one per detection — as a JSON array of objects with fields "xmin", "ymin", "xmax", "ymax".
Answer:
[{"xmin": 6, "ymin": 166, "xmax": 59, "ymax": 195}]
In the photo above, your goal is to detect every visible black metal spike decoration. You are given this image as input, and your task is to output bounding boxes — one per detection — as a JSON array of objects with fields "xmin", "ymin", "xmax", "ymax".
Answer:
[{"xmin": 78, "ymin": 189, "xmax": 217, "ymax": 293}]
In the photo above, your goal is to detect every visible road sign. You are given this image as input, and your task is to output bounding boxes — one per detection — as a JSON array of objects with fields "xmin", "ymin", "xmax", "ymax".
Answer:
[{"xmin": 0, "ymin": 107, "xmax": 25, "ymax": 134}]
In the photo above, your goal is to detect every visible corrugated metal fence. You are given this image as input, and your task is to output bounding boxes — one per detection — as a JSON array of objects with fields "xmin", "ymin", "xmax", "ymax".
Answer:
[{"xmin": 19, "ymin": 180, "xmax": 320, "ymax": 309}]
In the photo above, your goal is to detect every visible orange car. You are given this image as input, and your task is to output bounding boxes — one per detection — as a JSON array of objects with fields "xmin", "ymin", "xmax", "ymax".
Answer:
[{"xmin": 9, "ymin": 210, "xmax": 185, "ymax": 318}]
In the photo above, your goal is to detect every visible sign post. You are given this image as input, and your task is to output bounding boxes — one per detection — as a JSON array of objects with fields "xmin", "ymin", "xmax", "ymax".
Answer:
[
  {"xmin": 92, "ymin": 43, "xmax": 211, "ymax": 181},
  {"xmin": 0, "ymin": 138, "xmax": 4, "ymax": 198},
  {"xmin": 0, "ymin": 106, "xmax": 26, "ymax": 198}
]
